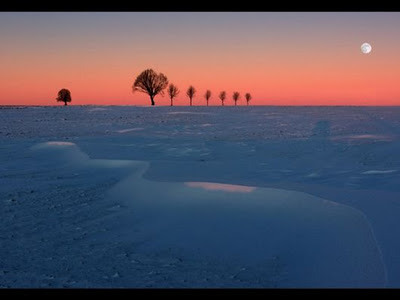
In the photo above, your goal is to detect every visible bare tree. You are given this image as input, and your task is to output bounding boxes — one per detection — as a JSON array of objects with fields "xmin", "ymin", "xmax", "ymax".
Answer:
[
  {"xmin": 56, "ymin": 88, "xmax": 72, "ymax": 106},
  {"xmin": 186, "ymin": 85, "xmax": 196, "ymax": 106},
  {"xmin": 219, "ymin": 91, "xmax": 226, "ymax": 106},
  {"xmin": 168, "ymin": 84, "xmax": 180, "ymax": 106},
  {"xmin": 232, "ymin": 92, "xmax": 240, "ymax": 106},
  {"xmin": 132, "ymin": 69, "xmax": 168, "ymax": 106},
  {"xmin": 245, "ymin": 93, "xmax": 252, "ymax": 106},
  {"xmin": 204, "ymin": 90, "xmax": 212, "ymax": 107}
]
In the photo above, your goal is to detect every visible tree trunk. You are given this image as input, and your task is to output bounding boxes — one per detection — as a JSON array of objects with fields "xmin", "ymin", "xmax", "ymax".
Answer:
[
  {"xmin": 247, "ymin": 101, "xmax": 249, "ymax": 106},
  {"xmin": 64, "ymin": 101, "xmax": 67, "ymax": 106},
  {"xmin": 207, "ymin": 100, "xmax": 209, "ymax": 107},
  {"xmin": 235, "ymin": 101, "xmax": 237, "ymax": 106},
  {"xmin": 150, "ymin": 95, "xmax": 155, "ymax": 106},
  {"xmin": 190, "ymin": 98, "xmax": 192, "ymax": 106},
  {"xmin": 171, "ymin": 98, "xmax": 173, "ymax": 106}
]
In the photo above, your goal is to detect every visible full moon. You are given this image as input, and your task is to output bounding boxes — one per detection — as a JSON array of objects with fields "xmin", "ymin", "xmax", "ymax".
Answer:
[{"xmin": 361, "ymin": 42, "xmax": 372, "ymax": 54}]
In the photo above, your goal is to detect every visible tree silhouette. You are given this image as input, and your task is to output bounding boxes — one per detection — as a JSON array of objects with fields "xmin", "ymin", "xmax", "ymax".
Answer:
[
  {"xmin": 168, "ymin": 84, "xmax": 180, "ymax": 106},
  {"xmin": 219, "ymin": 91, "xmax": 226, "ymax": 106},
  {"xmin": 56, "ymin": 88, "xmax": 72, "ymax": 106},
  {"xmin": 186, "ymin": 85, "xmax": 196, "ymax": 106},
  {"xmin": 233, "ymin": 92, "xmax": 240, "ymax": 106},
  {"xmin": 204, "ymin": 90, "xmax": 212, "ymax": 107},
  {"xmin": 132, "ymin": 69, "xmax": 168, "ymax": 106},
  {"xmin": 245, "ymin": 93, "xmax": 252, "ymax": 106}
]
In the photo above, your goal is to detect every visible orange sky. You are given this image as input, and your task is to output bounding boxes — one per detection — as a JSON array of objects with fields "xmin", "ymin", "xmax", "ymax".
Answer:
[{"xmin": 1, "ymin": 12, "xmax": 400, "ymax": 106}]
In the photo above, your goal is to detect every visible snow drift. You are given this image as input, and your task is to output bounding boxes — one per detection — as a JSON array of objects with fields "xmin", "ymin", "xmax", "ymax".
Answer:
[{"xmin": 29, "ymin": 140, "xmax": 386, "ymax": 287}]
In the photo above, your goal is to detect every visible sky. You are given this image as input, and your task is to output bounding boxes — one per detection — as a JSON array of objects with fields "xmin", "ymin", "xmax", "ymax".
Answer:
[{"xmin": 0, "ymin": 12, "xmax": 400, "ymax": 106}]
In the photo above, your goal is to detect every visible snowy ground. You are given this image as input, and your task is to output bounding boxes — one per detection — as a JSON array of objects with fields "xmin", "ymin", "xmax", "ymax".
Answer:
[{"xmin": 1, "ymin": 105, "xmax": 400, "ymax": 287}]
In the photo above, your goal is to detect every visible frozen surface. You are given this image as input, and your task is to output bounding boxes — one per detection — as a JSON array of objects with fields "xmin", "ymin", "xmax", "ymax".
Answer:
[{"xmin": 1, "ymin": 105, "xmax": 400, "ymax": 287}]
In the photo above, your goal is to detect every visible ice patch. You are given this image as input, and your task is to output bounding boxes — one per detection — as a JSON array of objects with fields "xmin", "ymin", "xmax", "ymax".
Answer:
[
  {"xmin": 166, "ymin": 147, "xmax": 206, "ymax": 156},
  {"xmin": 185, "ymin": 182, "xmax": 256, "ymax": 193},
  {"xmin": 362, "ymin": 170, "xmax": 398, "ymax": 175},
  {"xmin": 332, "ymin": 134, "xmax": 393, "ymax": 142},
  {"xmin": 306, "ymin": 172, "xmax": 320, "ymax": 178},
  {"xmin": 116, "ymin": 128, "xmax": 144, "ymax": 133},
  {"xmin": 32, "ymin": 141, "xmax": 76, "ymax": 148},
  {"xmin": 351, "ymin": 134, "xmax": 390, "ymax": 140}
]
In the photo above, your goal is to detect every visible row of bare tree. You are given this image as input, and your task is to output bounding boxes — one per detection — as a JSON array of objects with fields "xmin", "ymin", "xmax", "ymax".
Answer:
[
  {"xmin": 56, "ymin": 68, "xmax": 253, "ymax": 106},
  {"xmin": 133, "ymin": 69, "xmax": 252, "ymax": 106},
  {"xmin": 167, "ymin": 84, "xmax": 252, "ymax": 107}
]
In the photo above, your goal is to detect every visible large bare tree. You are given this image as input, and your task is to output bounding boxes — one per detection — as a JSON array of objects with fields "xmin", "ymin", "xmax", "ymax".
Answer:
[
  {"xmin": 168, "ymin": 83, "xmax": 180, "ymax": 106},
  {"xmin": 233, "ymin": 92, "xmax": 240, "ymax": 106},
  {"xmin": 219, "ymin": 91, "xmax": 226, "ymax": 106},
  {"xmin": 56, "ymin": 88, "xmax": 72, "ymax": 106},
  {"xmin": 132, "ymin": 69, "xmax": 168, "ymax": 106},
  {"xmin": 186, "ymin": 85, "xmax": 196, "ymax": 106},
  {"xmin": 204, "ymin": 90, "xmax": 212, "ymax": 107},
  {"xmin": 245, "ymin": 93, "xmax": 252, "ymax": 106}
]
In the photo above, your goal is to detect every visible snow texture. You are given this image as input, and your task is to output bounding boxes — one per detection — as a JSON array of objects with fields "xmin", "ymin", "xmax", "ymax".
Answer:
[{"xmin": 1, "ymin": 105, "xmax": 400, "ymax": 287}]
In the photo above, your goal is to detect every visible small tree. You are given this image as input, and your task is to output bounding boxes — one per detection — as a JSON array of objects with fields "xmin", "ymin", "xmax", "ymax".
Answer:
[
  {"xmin": 245, "ymin": 93, "xmax": 252, "ymax": 106},
  {"xmin": 56, "ymin": 88, "xmax": 72, "ymax": 106},
  {"xmin": 233, "ymin": 92, "xmax": 240, "ymax": 106},
  {"xmin": 186, "ymin": 85, "xmax": 196, "ymax": 106},
  {"xmin": 204, "ymin": 90, "xmax": 212, "ymax": 107},
  {"xmin": 132, "ymin": 69, "xmax": 168, "ymax": 106},
  {"xmin": 219, "ymin": 91, "xmax": 226, "ymax": 106},
  {"xmin": 168, "ymin": 84, "xmax": 180, "ymax": 106}
]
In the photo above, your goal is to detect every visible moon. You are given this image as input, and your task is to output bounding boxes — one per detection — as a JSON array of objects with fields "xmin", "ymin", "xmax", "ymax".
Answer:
[{"xmin": 361, "ymin": 43, "xmax": 372, "ymax": 54}]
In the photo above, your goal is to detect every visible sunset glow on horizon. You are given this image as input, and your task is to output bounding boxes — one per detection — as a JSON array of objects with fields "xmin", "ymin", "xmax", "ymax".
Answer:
[{"xmin": 1, "ymin": 12, "xmax": 400, "ymax": 106}]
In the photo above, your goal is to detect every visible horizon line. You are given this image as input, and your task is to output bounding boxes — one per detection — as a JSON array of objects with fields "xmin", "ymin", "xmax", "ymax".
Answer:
[{"xmin": 2, "ymin": 104, "xmax": 400, "ymax": 108}]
